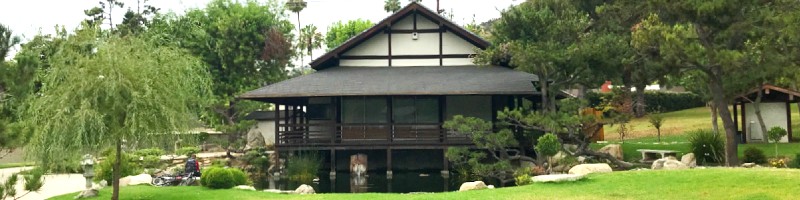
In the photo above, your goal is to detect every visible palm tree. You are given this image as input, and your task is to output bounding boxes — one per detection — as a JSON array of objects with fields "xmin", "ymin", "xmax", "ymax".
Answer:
[
  {"xmin": 285, "ymin": 0, "xmax": 308, "ymax": 66},
  {"xmin": 384, "ymin": 0, "xmax": 401, "ymax": 13},
  {"xmin": 0, "ymin": 24, "xmax": 21, "ymax": 62},
  {"xmin": 299, "ymin": 25, "xmax": 324, "ymax": 65}
]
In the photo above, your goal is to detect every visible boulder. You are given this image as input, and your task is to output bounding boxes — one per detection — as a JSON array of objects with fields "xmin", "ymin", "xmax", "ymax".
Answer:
[
  {"xmin": 651, "ymin": 157, "xmax": 688, "ymax": 170},
  {"xmin": 597, "ymin": 144, "xmax": 623, "ymax": 161},
  {"xmin": 246, "ymin": 130, "xmax": 266, "ymax": 150},
  {"xmin": 234, "ymin": 185, "xmax": 256, "ymax": 191},
  {"xmin": 552, "ymin": 165, "xmax": 572, "ymax": 173},
  {"xmin": 741, "ymin": 163, "xmax": 758, "ymax": 168},
  {"xmin": 681, "ymin": 153, "xmax": 696, "ymax": 168},
  {"xmin": 119, "ymin": 174, "xmax": 152, "ymax": 186},
  {"xmin": 552, "ymin": 151, "xmax": 567, "ymax": 164},
  {"xmin": 74, "ymin": 189, "xmax": 98, "ymax": 199},
  {"xmin": 531, "ymin": 174, "xmax": 586, "ymax": 183},
  {"xmin": 295, "ymin": 184, "xmax": 315, "ymax": 194},
  {"xmin": 487, "ymin": 185, "xmax": 495, "ymax": 189},
  {"xmin": 458, "ymin": 181, "xmax": 488, "ymax": 191},
  {"xmin": 568, "ymin": 163, "xmax": 612, "ymax": 175},
  {"xmin": 521, "ymin": 161, "xmax": 536, "ymax": 169}
]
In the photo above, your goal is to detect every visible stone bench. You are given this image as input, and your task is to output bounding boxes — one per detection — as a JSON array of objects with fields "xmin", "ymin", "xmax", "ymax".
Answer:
[{"xmin": 636, "ymin": 149, "xmax": 679, "ymax": 163}]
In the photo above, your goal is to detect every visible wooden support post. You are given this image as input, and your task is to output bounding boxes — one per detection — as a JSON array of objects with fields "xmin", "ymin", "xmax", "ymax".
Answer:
[
  {"xmin": 733, "ymin": 102, "xmax": 739, "ymax": 132},
  {"xmin": 742, "ymin": 103, "xmax": 747, "ymax": 143},
  {"xmin": 386, "ymin": 148, "xmax": 393, "ymax": 179},
  {"xmin": 441, "ymin": 148, "xmax": 449, "ymax": 178},
  {"xmin": 330, "ymin": 149, "xmax": 337, "ymax": 179},
  {"xmin": 275, "ymin": 104, "xmax": 280, "ymax": 146},
  {"xmin": 787, "ymin": 101, "xmax": 793, "ymax": 142}
]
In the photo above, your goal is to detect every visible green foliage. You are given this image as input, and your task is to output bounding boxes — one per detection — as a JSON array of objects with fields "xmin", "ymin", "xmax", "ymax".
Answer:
[
  {"xmin": 0, "ymin": 172, "xmax": 18, "ymax": 199},
  {"xmin": 242, "ymin": 148, "xmax": 270, "ymax": 183},
  {"xmin": 790, "ymin": 153, "xmax": 800, "ymax": 169},
  {"xmin": 688, "ymin": 130, "xmax": 725, "ymax": 165},
  {"xmin": 384, "ymin": 0, "xmax": 401, "ymax": 13},
  {"xmin": 200, "ymin": 167, "xmax": 248, "ymax": 189},
  {"xmin": 176, "ymin": 147, "xmax": 200, "ymax": 156},
  {"xmin": 26, "ymin": 27, "xmax": 211, "ymax": 174},
  {"xmin": 648, "ymin": 111, "xmax": 665, "ymax": 142},
  {"xmin": 742, "ymin": 147, "xmax": 767, "ymax": 164},
  {"xmin": 286, "ymin": 152, "xmax": 321, "ymax": 182},
  {"xmin": 444, "ymin": 116, "xmax": 517, "ymax": 149},
  {"xmin": 586, "ymin": 92, "xmax": 704, "ymax": 113},
  {"xmin": 767, "ymin": 127, "xmax": 788, "ymax": 144},
  {"xmin": 513, "ymin": 168, "xmax": 532, "ymax": 186},
  {"xmin": 140, "ymin": 155, "xmax": 163, "ymax": 169},
  {"xmin": 535, "ymin": 133, "xmax": 561, "ymax": 158},
  {"xmin": 133, "ymin": 148, "xmax": 165, "ymax": 157},
  {"xmin": 94, "ymin": 151, "xmax": 141, "ymax": 183},
  {"xmin": 325, "ymin": 19, "xmax": 374, "ymax": 50},
  {"xmin": 767, "ymin": 126, "xmax": 788, "ymax": 157}
]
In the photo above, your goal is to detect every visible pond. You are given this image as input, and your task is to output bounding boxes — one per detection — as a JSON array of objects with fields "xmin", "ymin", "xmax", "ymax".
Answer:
[{"xmin": 255, "ymin": 171, "xmax": 487, "ymax": 193}]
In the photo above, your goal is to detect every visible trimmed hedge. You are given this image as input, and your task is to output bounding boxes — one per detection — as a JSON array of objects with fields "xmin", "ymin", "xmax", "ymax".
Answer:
[
  {"xmin": 200, "ymin": 167, "xmax": 248, "ymax": 189},
  {"xmin": 586, "ymin": 91, "xmax": 704, "ymax": 113}
]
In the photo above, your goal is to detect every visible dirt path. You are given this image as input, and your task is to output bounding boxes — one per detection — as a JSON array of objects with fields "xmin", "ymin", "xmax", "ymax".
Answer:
[{"xmin": 0, "ymin": 167, "xmax": 86, "ymax": 200}]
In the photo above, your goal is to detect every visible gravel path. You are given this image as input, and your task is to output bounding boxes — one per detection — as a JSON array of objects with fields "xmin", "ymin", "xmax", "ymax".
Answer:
[{"xmin": 0, "ymin": 167, "xmax": 86, "ymax": 200}]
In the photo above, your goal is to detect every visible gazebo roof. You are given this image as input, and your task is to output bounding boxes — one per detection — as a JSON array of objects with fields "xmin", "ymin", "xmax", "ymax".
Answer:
[{"xmin": 734, "ymin": 84, "xmax": 800, "ymax": 103}]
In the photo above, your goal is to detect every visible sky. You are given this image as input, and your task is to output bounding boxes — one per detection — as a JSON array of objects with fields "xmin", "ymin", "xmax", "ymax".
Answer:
[{"xmin": 0, "ymin": 0, "xmax": 522, "ymax": 64}]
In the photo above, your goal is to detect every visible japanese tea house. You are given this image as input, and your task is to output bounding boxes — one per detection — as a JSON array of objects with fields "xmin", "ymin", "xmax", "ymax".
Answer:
[{"xmin": 240, "ymin": 2, "xmax": 540, "ymax": 175}]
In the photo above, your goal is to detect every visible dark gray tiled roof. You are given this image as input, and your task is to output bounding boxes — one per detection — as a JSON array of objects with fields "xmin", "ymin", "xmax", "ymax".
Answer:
[{"xmin": 240, "ymin": 66, "xmax": 539, "ymax": 99}]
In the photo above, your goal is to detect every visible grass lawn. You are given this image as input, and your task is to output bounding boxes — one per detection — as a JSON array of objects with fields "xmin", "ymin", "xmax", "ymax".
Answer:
[
  {"xmin": 0, "ymin": 162, "xmax": 34, "ymax": 169},
  {"xmin": 603, "ymin": 104, "xmax": 800, "ymax": 141},
  {"xmin": 51, "ymin": 168, "xmax": 800, "ymax": 200},
  {"xmin": 591, "ymin": 135, "xmax": 800, "ymax": 162}
]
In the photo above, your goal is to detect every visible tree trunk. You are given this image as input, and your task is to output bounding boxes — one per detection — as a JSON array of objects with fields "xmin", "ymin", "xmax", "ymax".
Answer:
[
  {"xmin": 634, "ymin": 84, "xmax": 647, "ymax": 118},
  {"xmin": 112, "ymin": 139, "xmax": 122, "ymax": 200},
  {"xmin": 539, "ymin": 78, "xmax": 550, "ymax": 114},
  {"xmin": 753, "ymin": 84, "xmax": 769, "ymax": 138},
  {"xmin": 226, "ymin": 100, "xmax": 237, "ymax": 158},
  {"xmin": 710, "ymin": 101, "xmax": 719, "ymax": 135},
  {"xmin": 657, "ymin": 128, "xmax": 661, "ymax": 143},
  {"xmin": 708, "ymin": 72, "xmax": 739, "ymax": 166},
  {"xmin": 297, "ymin": 13, "xmax": 303, "ymax": 68},
  {"xmin": 576, "ymin": 84, "xmax": 587, "ymax": 100}
]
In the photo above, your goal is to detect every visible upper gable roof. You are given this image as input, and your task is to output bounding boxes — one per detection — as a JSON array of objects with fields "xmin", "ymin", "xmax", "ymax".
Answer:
[{"xmin": 309, "ymin": 2, "xmax": 490, "ymax": 70}]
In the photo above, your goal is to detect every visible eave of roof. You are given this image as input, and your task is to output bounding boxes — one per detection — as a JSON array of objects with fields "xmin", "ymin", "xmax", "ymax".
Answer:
[
  {"xmin": 240, "ymin": 66, "xmax": 539, "ymax": 100},
  {"xmin": 309, "ymin": 2, "xmax": 490, "ymax": 70}
]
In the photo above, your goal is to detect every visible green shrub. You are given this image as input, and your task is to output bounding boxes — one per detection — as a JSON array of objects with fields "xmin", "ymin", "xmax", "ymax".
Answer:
[
  {"xmin": 586, "ymin": 91, "xmax": 704, "ymax": 113},
  {"xmin": 688, "ymin": 129, "xmax": 725, "ymax": 165},
  {"xmin": 140, "ymin": 155, "xmax": 163, "ymax": 169},
  {"xmin": 743, "ymin": 147, "xmax": 767, "ymax": 164},
  {"xmin": 535, "ymin": 133, "xmax": 561, "ymax": 159},
  {"xmin": 133, "ymin": 148, "xmax": 164, "ymax": 157},
  {"xmin": 94, "ymin": 151, "xmax": 141, "ymax": 183},
  {"xmin": 286, "ymin": 152, "xmax": 321, "ymax": 182},
  {"xmin": 789, "ymin": 153, "xmax": 800, "ymax": 168},
  {"xmin": 176, "ymin": 146, "xmax": 200, "ymax": 156},
  {"xmin": 229, "ymin": 168, "xmax": 249, "ymax": 185},
  {"xmin": 513, "ymin": 168, "xmax": 532, "ymax": 186},
  {"xmin": 200, "ymin": 167, "xmax": 247, "ymax": 189},
  {"xmin": 767, "ymin": 126, "xmax": 788, "ymax": 157}
]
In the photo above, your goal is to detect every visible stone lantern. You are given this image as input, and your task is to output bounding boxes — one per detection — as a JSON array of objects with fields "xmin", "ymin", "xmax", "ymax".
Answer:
[{"xmin": 80, "ymin": 154, "xmax": 96, "ymax": 189}]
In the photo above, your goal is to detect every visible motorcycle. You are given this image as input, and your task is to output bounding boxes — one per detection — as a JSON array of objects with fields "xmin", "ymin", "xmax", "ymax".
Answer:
[{"xmin": 151, "ymin": 172, "xmax": 200, "ymax": 186}]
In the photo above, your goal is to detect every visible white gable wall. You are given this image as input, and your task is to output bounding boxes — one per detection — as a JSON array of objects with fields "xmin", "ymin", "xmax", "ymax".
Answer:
[{"xmin": 338, "ymin": 13, "xmax": 479, "ymax": 67}]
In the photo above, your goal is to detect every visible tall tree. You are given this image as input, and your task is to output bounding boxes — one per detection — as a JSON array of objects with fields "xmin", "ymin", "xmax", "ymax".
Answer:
[
  {"xmin": 325, "ymin": 19, "xmax": 374, "ymax": 50},
  {"xmin": 0, "ymin": 24, "xmax": 25, "ymax": 159},
  {"xmin": 149, "ymin": 0, "xmax": 294, "ymax": 156},
  {"xmin": 83, "ymin": 0, "xmax": 125, "ymax": 29},
  {"xmin": 475, "ymin": 0, "xmax": 592, "ymax": 112},
  {"xmin": 26, "ymin": 26, "xmax": 211, "ymax": 200},
  {"xmin": 384, "ymin": 0, "xmax": 401, "ymax": 13},
  {"xmin": 117, "ymin": 0, "xmax": 160, "ymax": 36},
  {"xmin": 630, "ymin": 0, "xmax": 800, "ymax": 166},
  {"xmin": 286, "ymin": 0, "xmax": 307, "ymax": 66},
  {"xmin": 298, "ymin": 24, "xmax": 324, "ymax": 65}
]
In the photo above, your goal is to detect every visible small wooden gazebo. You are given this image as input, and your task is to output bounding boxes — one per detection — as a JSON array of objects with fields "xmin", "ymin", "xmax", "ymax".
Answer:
[{"xmin": 732, "ymin": 84, "xmax": 800, "ymax": 143}]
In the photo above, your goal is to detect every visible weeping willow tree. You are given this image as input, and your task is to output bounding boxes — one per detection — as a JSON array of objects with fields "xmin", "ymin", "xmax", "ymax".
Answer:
[{"xmin": 26, "ymin": 27, "xmax": 211, "ymax": 200}]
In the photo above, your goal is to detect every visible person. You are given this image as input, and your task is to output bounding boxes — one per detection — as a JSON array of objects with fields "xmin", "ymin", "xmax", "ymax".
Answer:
[{"xmin": 185, "ymin": 154, "xmax": 200, "ymax": 177}]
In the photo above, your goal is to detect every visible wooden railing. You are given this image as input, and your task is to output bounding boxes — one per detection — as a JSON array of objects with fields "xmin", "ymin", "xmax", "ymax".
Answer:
[{"xmin": 275, "ymin": 123, "xmax": 472, "ymax": 147}]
